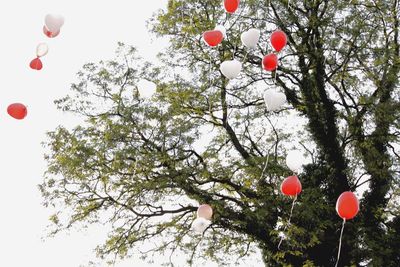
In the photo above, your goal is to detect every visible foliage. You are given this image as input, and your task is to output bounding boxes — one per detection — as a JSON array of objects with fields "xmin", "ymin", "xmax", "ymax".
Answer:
[{"xmin": 41, "ymin": 1, "xmax": 400, "ymax": 266}]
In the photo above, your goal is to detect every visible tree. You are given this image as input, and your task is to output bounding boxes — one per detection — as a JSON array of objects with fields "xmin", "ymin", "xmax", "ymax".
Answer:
[{"xmin": 40, "ymin": 0, "xmax": 400, "ymax": 266}]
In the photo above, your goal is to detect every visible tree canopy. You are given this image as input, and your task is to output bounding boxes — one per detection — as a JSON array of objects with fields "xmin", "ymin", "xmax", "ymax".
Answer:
[{"xmin": 40, "ymin": 0, "xmax": 400, "ymax": 266}]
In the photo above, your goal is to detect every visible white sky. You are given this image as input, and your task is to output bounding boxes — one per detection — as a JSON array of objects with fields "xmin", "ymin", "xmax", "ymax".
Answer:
[{"xmin": 0, "ymin": 1, "xmax": 178, "ymax": 266}]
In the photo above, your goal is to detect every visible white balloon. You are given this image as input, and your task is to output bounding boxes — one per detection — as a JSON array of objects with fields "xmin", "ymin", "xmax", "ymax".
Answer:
[
  {"xmin": 220, "ymin": 59, "xmax": 242, "ymax": 79},
  {"xmin": 45, "ymin": 14, "xmax": 65, "ymax": 32},
  {"xmin": 263, "ymin": 90, "xmax": 286, "ymax": 111},
  {"xmin": 191, "ymin": 217, "xmax": 211, "ymax": 233},
  {"xmin": 36, "ymin": 43, "xmax": 49, "ymax": 57},
  {"xmin": 137, "ymin": 79, "xmax": 157, "ymax": 99},
  {"xmin": 286, "ymin": 150, "xmax": 304, "ymax": 173},
  {"xmin": 241, "ymin": 28, "xmax": 260, "ymax": 49},
  {"xmin": 214, "ymin": 25, "xmax": 227, "ymax": 38}
]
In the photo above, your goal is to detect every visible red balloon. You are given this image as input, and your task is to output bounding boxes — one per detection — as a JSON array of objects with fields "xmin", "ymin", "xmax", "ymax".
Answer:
[
  {"xmin": 271, "ymin": 30, "xmax": 287, "ymax": 52},
  {"xmin": 262, "ymin": 53, "xmax": 278, "ymax": 71},
  {"xmin": 7, "ymin": 103, "xmax": 28, "ymax": 120},
  {"xmin": 224, "ymin": 0, "xmax": 240, "ymax": 14},
  {"xmin": 336, "ymin": 191, "xmax": 359, "ymax": 220},
  {"xmin": 280, "ymin": 175, "xmax": 302, "ymax": 196},
  {"xmin": 30, "ymin": 57, "xmax": 43, "ymax": 70},
  {"xmin": 43, "ymin": 25, "xmax": 60, "ymax": 38},
  {"xmin": 203, "ymin": 30, "xmax": 223, "ymax": 47}
]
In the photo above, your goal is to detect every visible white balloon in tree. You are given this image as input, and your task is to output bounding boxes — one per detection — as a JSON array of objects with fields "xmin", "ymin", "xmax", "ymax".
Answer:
[
  {"xmin": 286, "ymin": 150, "xmax": 305, "ymax": 173},
  {"xmin": 241, "ymin": 28, "xmax": 260, "ymax": 49},
  {"xmin": 137, "ymin": 79, "xmax": 157, "ymax": 99},
  {"xmin": 191, "ymin": 217, "xmax": 211, "ymax": 233},
  {"xmin": 214, "ymin": 25, "xmax": 227, "ymax": 38},
  {"xmin": 263, "ymin": 90, "xmax": 286, "ymax": 111},
  {"xmin": 45, "ymin": 14, "xmax": 65, "ymax": 33},
  {"xmin": 36, "ymin": 43, "xmax": 49, "ymax": 57},
  {"xmin": 220, "ymin": 59, "xmax": 242, "ymax": 79}
]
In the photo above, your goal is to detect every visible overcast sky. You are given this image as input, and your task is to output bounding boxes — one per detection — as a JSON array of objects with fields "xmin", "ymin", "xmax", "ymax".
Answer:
[{"xmin": 0, "ymin": 1, "xmax": 177, "ymax": 266}]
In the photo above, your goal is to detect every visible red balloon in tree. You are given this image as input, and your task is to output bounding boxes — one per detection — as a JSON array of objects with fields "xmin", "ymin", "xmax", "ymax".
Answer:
[
  {"xmin": 262, "ymin": 53, "xmax": 278, "ymax": 71},
  {"xmin": 7, "ymin": 103, "xmax": 28, "ymax": 120},
  {"xmin": 30, "ymin": 57, "xmax": 43, "ymax": 70},
  {"xmin": 271, "ymin": 30, "xmax": 287, "ymax": 52},
  {"xmin": 224, "ymin": 0, "xmax": 240, "ymax": 14},
  {"xmin": 203, "ymin": 30, "xmax": 224, "ymax": 47},
  {"xmin": 336, "ymin": 191, "xmax": 359, "ymax": 220},
  {"xmin": 280, "ymin": 175, "xmax": 302, "ymax": 196}
]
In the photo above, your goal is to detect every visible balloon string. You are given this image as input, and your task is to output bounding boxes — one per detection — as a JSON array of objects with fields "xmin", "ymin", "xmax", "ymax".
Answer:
[
  {"xmin": 209, "ymin": 55, "xmax": 212, "ymax": 88},
  {"xmin": 259, "ymin": 150, "xmax": 270, "ymax": 180},
  {"xmin": 335, "ymin": 219, "xmax": 346, "ymax": 267},
  {"xmin": 278, "ymin": 194, "xmax": 297, "ymax": 249}
]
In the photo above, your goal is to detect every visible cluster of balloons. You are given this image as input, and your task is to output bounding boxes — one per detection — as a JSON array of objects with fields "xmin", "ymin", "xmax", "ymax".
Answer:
[
  {"xmin": 30, "ymin": 14, "xmax": 64, "ymax": 71},
  {"xmin": 203, "ymin": 27, "xmax": 286, "ymax": 79},
  {"xmin": 202, "ymin": 5, "xmax": 289, "ymax": 111},
  {"xmin": 281, "ymin": 149, "xmax": 359, "ymax": 266},
  {"xmin": 7, "ymin": 103, "xmax": 28, "ymax": 120},
  {"xmin": 192, "ymin": 204, "xmax": 213, "ymax": 233},
  {"xmin": 200, "ymin": 4, "xmax": 360, "ymax": 261},
  {"xmin": 263, "ymin": 31, "xmax": 287, "ymax": 71}
]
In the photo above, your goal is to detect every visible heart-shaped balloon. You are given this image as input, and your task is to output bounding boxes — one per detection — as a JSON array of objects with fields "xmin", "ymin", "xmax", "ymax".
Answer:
[
  {"xmin": 280, "ymin": 175, "xmax": 302, "ymax": 196},
  {"xmin": 36, "ymin": 43, "xmax": 49, "ymax": 57},
  {"xmin": 43, "ymin": 25, "xmax": 60, "ymax": 38},
  {"xmin": 203, "ymin": 30, "xmax": 223, "ymax": 47},
  {"xmin": 45, "ymin": 14, "xmax": 65, "ymax": 33},
  {"xmin": 286, "ymin": 150, "xmax": 304, "ymax": 172},
  {"xmin": 262, "ymin": 53, "xmax": 278, "ymax": 71},
  {"xmin": 30, "ymin": 57, "xmax": 43, "ymax": 70},
  {"xmin": 224, "ymin": 0, "xmax": 240, "ymax": 14},
  {"xmin": 7, "ymin": 103, "xmax": 28, "ymax": 120},
  {"xmin": 214, "ymin": 25, "xmax": 227, "ymax": 38},
  {"xmin": 220, "ymin": 59, "xmax": 242, "ymax": 79},
  {"xmin": 263, "ymin": 90, "xmax": 286, "ymax": 111},
  {"xmin": 271, "ymin": 30, "xmax": 287, "ymax": 52},
  {"xmin": 241, "ymin": 28, "xmax": 260, "ymax": 49}
]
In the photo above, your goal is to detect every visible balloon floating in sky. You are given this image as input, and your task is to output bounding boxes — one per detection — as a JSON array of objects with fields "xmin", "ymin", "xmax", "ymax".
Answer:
[
  {"xmin": 36, "ymin": 43, "xmax": 49, "ymax": 58},
  {"xmin": 271, "ymin": 30, "xmax": 287, "ymax": 52},
  {"xmin": 43, "ymin": 25, "xmax": 60, "ymax": 38},
  {"xmin": 203, "ymin": 30, "xmax": 224, "ymax": 47},
  {"xmin": 220, "ymin": 59, "xmax": 242, "ymax": 79},
  {"xmin": 45, "ymin": 14, "xmax": 65, "ymax": 33},
  {"xmin": 286, "ymin": 150, "xmax": 305, "ymax": 173},
  {"xmin": 334, "ymin": 191, "xmax": 359, "ymax": 267},
  {"xmin": 262, "ymin": 53, "xmax": 278, "ymax": 71},
  {"xmin": 278, "ymin": 174, "xmax": 302, "ymax": 249},
  {"xmin": 197, "ymin": 204, "xmax": 213, "ymax": 220},
  {"xmin": 192, "ymin": 217, "xmax": 211, "ymax": 233},
  {"xmin": 7, "ymin": 103, "xmax": 28, "ymax": 120},
  {"xmin": 224, "ymin": 0, "xmax": 240, "ymax": 14},
  {"xmin": 137, "ymin": 79, "xmax": 157, "ymax": 99},
  {"xmin": 281, "ymin": 175, "xmax": 302, "ymax": 196},
  {"xmin": 241, "ymin": 28, "xmax": 260, "ymax": 49},
  {"xmin": 30, "ymin": 57, "xmax": 43, "ymax": 70},
  {"xmin": 336, "ymin": 191, "xmax": 359, "ymax": 220},
  {"xmin": 263, "ymin": 90, "xmax": 286, "ymax": 111}
]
